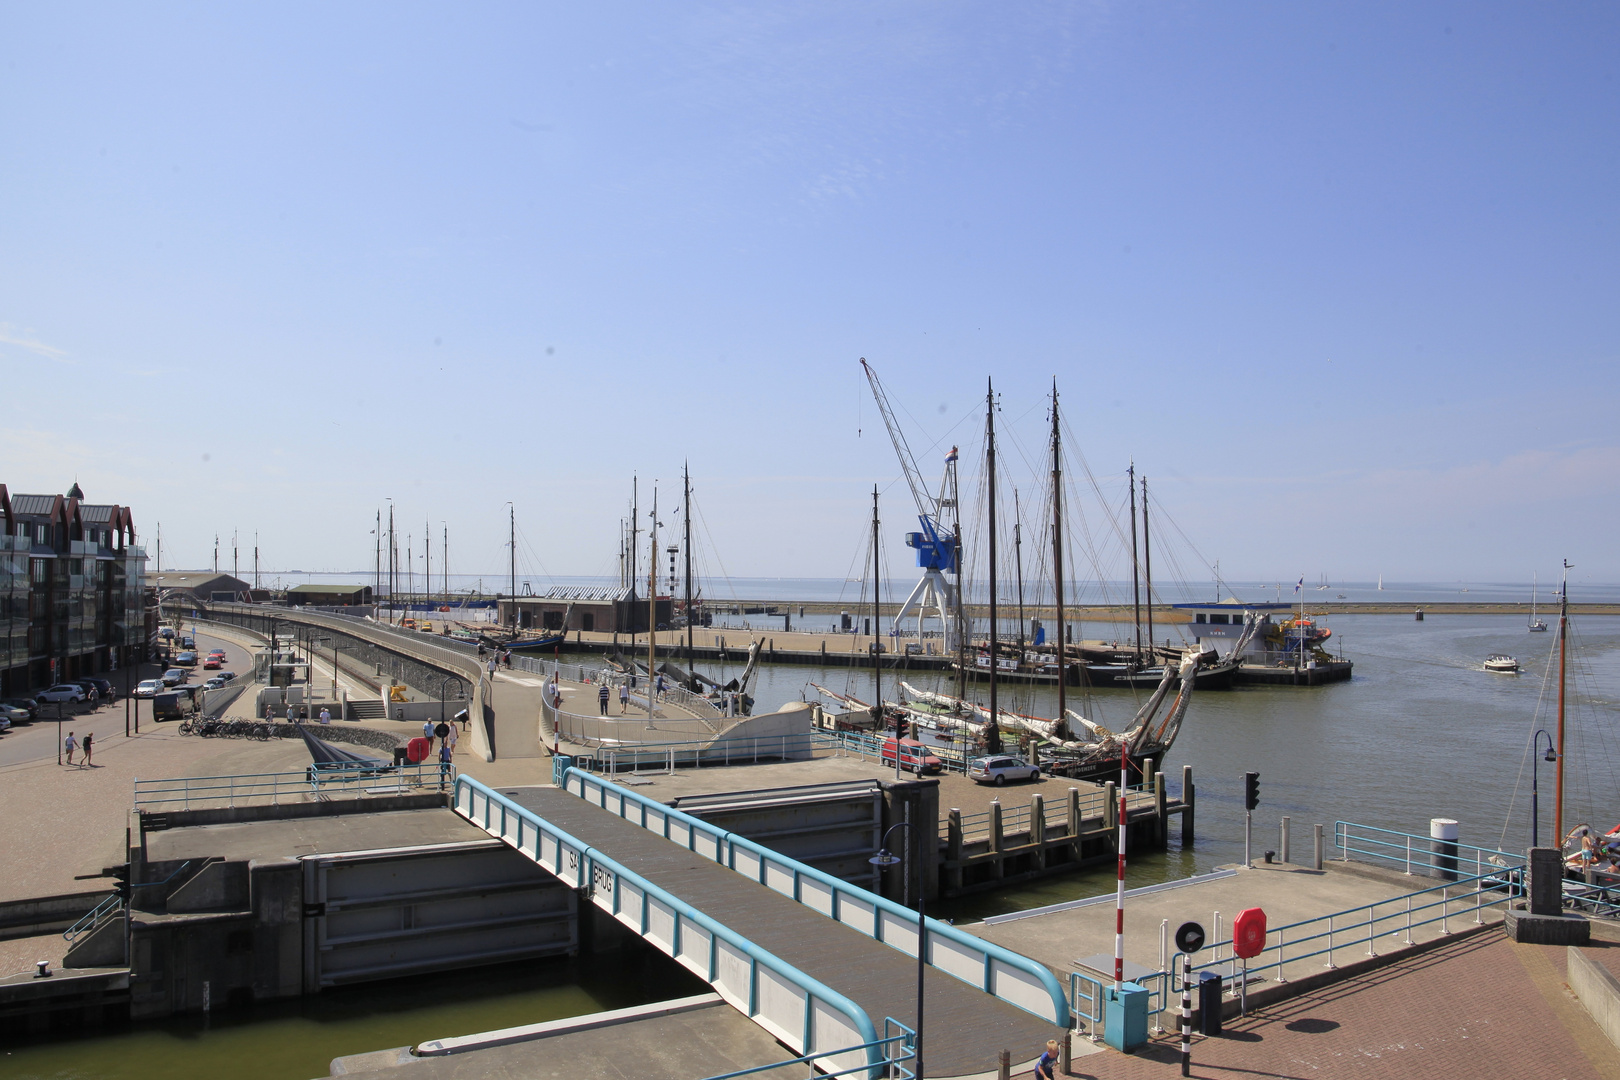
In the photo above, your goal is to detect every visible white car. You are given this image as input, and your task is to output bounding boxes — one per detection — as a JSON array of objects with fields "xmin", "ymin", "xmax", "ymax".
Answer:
[
  {"xmin": 202, "ymin": 677, "xmax": 226, "ymax": 691},
  {"xmin": 0, "ymin": 704, "xmax": 27, "ymax": 724},
  {"xmin": 36, "ymin": 684, "xmax": 87, "ymax": 704},
  {"xmin": 967, "ymin": 755, "xmax": 1042, "ymax": 786},
  {"xmin": 135, "ymin": 679, "xmax": 161, "ymax": 698}
]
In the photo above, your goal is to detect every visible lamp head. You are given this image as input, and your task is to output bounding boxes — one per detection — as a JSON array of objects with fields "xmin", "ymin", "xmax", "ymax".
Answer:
[
  {"xmin": 1544, "ymin": 746, "xmax": 1559, "ymax": 763},
  {"xmin": 869, "ymin": 849, "xmax": 900, "ymax": 868}
]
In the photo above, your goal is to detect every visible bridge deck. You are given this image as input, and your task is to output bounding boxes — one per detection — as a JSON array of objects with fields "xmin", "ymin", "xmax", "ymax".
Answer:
[{"xmin": 506, "ymin": 786, "xmax": 1058, "ymax": 1079}]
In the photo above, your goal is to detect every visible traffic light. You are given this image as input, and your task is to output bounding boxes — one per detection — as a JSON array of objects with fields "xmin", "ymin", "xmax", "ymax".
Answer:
[
  {"xmin": 109, "ymin": 864, "xmax": 131, "ymax": 903},
  {"xmin": 1243, "ymin": 771, "xmax": 1260, "ymax": 811}
]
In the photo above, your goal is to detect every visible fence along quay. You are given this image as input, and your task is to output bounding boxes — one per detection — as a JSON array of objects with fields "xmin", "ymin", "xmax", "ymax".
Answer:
[{"xmin": 453, "ymin": 772, "xmax": 1068, "ymax": 1078}]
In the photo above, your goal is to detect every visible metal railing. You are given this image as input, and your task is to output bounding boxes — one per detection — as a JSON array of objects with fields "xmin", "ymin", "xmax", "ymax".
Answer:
[
  {"xmin": 950, "ymin": 787, "xmax": 1128, "ymax": 843},
  {"xmin": 1334, "ymin": 821, "xmax": 1524, "ymax": 876},
  {"xmin": 562, "ymin": 767, "xmax": 1071, "ymax": 1028},
  {"xmin": 570, "ymin": 731, "xmax": 843, "ymax": 774},
  {"xmin": 548, "ymin": 704, "xmax": 719, "ymax": 747},
  {"xmin": 454, "ymin": 776, "xmax": 884, "ymax": 1078},
  {"xmin": 63, "ymin": 894, "xmax": 122, "ymax": 943},
  {"xmin": 134, "ymin": 762, "xmax": 456, "ymax": 809},
  {"xmin": 826, "ymin": 727, "xmax": 974, "ymax": 774},
  {"xmin": 699, "ymin": 1018, "xmax": 916, "ymax": 1080},
  {"xmin": 508, "ymin": 653, "xmax": 725, "ymax": 720}
]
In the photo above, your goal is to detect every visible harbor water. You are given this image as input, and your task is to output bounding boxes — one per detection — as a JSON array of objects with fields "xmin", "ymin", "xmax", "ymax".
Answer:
[{"xmin": 6, "ymin": 612, "xmax": 1616, "ymax": 1079}]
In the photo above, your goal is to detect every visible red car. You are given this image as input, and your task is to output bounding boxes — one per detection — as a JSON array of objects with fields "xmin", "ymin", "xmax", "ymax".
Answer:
[{"xmin": 203, "ymin": 656, "xmax": 222, "ymax": 669}]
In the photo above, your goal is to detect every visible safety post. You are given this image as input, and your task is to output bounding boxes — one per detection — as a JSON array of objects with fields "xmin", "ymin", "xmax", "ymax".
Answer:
[{"xmin": 1180, "ymin": 952, "xmax": 1192, "ymax": 1077}]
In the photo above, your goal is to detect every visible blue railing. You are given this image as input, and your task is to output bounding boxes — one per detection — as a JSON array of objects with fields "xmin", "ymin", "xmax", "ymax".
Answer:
[
  {"xmin": 699, "ymin": 1018, "xmax": 916, "ymax": 1080},
  {"xmin": 1334, "ymin": 821, "xmax": 1525, "ymax": 877},
  {"xmin": 63, "ymin": 894, "xmax": 122, "ymax": 943},
  {"xmin": 562, "ymin": 767, "xmax": 1071, "ymax": 1028},
  {"xmin": 453, "ymin": 776, "xmax": 884, "ymax": 1078}
]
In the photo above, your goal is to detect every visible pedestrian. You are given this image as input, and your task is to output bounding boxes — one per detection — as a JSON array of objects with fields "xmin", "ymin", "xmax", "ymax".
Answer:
[
  {"xmin": 502, "ymin": 649, "xmax": 512, "ymax": 668},
  {"xmin": 434, "ymin": 718, "xmax": 450, "ymax": 750},
  {"xmin": 598, "ymin": 683, "xmax": 610, "ymax": 716},
  {"xmin": 445, "ymin": 722, "xmax": 458, "ymax": 756},
  {"xmin": 655, "ymin": 672, "xmax": 666, "ymax": 697},
  {"xmin": 64, "ymin": 730, "xmax": 77, "ymax": 766},
  {"xmin": 81, "ymin": 732, "xmax": 93, "ymax": 766},
  {"xmin": 318, "ymin": 707, "xmax": 331, "ymax": 724},
  {"xmin": 423, "ymin": 718, "xmax": 435, "ymax": 742},
  {"xmin": 618, "ymin": 682, "xmax": 629, "ymax": 714},
  {"xmin": 1033, "ymin": 1039, "xmax": 1059, "ymax": 1080},
  {"xmin": 265, "ymin": 704, "xmax": 274, "ymax": 723},
  {"xmin": 287, "ymin": 702, "xmax": 297, "ymax": 723},
  {"xmin": 438, "ymin": 741, "xmax": 453, "ymax": 789}
]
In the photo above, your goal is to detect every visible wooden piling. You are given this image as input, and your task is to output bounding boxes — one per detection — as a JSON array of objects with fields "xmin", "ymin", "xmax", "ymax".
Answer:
[{"xmin": 1181, "ymin": 764, "xmax": 1195, "ymax": 847}]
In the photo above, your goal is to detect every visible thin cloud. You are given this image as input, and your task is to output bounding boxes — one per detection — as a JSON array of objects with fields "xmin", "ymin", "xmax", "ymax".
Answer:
[{"xmin": 0, "ymin": 324, "xmax": 71, "ymax": 364}]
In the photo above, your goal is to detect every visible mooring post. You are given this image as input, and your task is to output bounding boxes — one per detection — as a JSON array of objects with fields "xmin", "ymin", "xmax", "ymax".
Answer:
[
  {"xmin": 1181, "ymin": 764, "xmax": 1195, "ymax": 847},
  {"xmin": 1154, "ymin": 771, "xmax": 1167, "ymax": 843},
  {"xmin": 1104, "ymin": 781, "xmax": 1118, "ymax": 832},
  {"xmin": 947, "ymin": 808, "xmax": 963, "ymax": 862},
  {"xmin": 1313, "ymin": 823, "xmax": 1324, "ymax": 870},
  {"xmin": 989, "ymin": 801, "xmax": 1004, "ymax": 853},
  {"xmin": 998, "ymin": 1049, "xmax": 1011, "ymax": 1080},
  {"xmin": 1280, "ymin": 815, "xmax": 1291, "ymax": 864},
  {"xmin": 1030, "ymin": 794, "xmax": 1047, "ymax": 867}
]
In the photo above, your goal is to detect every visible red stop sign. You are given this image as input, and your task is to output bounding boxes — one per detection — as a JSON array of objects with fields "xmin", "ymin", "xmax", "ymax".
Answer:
[
  {"xmin": 406, "ymin": 737, "xmax": 432, "ymax": 763},
  {"xmin": 1233, "ymin": 907, "xmax": 1267, "ymax": 959}
]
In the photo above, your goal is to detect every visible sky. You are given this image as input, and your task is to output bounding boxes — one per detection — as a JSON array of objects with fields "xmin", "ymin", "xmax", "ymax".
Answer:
[{"xmin": 3, "ymin": 3, "xmax": 1617, "ymax": 593}]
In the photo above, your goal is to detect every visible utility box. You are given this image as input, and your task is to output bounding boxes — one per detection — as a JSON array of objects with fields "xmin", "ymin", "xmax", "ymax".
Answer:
[
  {"xmin": 1198, "ymin": 972, "xmax": 1223, "ymax": 1036},
  {"xmin": 1104, "ymin": 981, "xmax": 1149, "ymax": 1051}
]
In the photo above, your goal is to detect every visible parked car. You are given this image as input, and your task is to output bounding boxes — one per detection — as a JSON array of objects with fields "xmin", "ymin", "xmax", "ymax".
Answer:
[
  {"xmin": 69, "ymin": 680, "xmax": 101, "ymax": 702},
  {"xmin": 37, "ymin": 684, "xmax": 88, "ymax": 704},
  {"xmin": 175, "ymin": 651, "xmax": 198, "ymax": 666},
  {"xmin": 967, "ymin": 755, "xmax": 1043, "ymax": 786},
  {"xmin": 82, "ymin": 677, "xmax": 115, "ymax": 699},
  {"xmin": 180, "ymin": 636, "xmax": 195, "ymax": 650},
  {"xmin": 880, "ymin": 737, "xmax": 945, "ymax": 775},
  {"xmin": 160, "ymin": 669, "xmax": 186, "ymax": 687},
  {"xmin": 0, "ymin": 714, "xmax": 11, "ymax": 733},
  {"xmin": 217, "ymin": 671, "xmax": 237, "ymax": 682},
  {"xmin": 135, "ymin": 679, "xmax": 162, "ymax": 698},
  {"xmin": 0, "ymin": 704, "xmax": 26, "ymax": 725},
  {"xmin": 153, "ymin": 686, "xmax": 200, "ymax": 721},
  {"xmin": 0, "ymin": 697, "xmax": 39, "ymax": 721},
  {"xmin": 203, "ymin": 656, "xmax": 222, "ymax": 669},
  {"xmin": 158, "ymin": 626, "xmax": 176, "ymax": 640}
]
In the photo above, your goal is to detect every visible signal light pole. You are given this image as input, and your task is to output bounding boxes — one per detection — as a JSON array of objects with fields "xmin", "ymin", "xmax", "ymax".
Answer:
[{"xmin": 1243, "ymin": 771, "xmax": 1260, "ymax": 867}]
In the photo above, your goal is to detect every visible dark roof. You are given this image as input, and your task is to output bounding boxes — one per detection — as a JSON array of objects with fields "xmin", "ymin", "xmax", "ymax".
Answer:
[
  {"xmin": 288, "ymin": 583, "xmax": 370, "ymax": 594},
  {"xmin": 79, "ymin": 504, "xmax": 116, "ymax": 523},
  {"xmin": 536, "ymin": 586, "xmax": 635, "ymax": 602},
  {"xmin": 67, "ymin": 482, "xmax": 84, "ymax": 500},
  {"xmin": 10, "ymin": 494, "xmax": 59, "ymax": 517}
]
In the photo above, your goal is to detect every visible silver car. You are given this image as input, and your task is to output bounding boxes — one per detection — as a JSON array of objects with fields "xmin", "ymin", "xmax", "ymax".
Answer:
[
  {"xmin": 967, "ymin": 755, "xmax": 1042, "ymax": 786},
  {"xmin": 36, "ymin": 684, "xmax": 87, "ymax": 704}
]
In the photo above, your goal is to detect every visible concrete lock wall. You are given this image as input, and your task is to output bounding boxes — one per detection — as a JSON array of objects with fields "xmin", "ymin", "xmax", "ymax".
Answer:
[{"xmin": 128, "ymin": 840, "xmax": 576, "ymax": 1018}]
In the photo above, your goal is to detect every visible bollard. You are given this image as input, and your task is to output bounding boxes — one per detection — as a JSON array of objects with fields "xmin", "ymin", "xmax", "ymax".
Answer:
[
  {"xmin": 1430, "ymin": 818, "xmax": 1459, "ymax": 882},
  {"xmin": 1313, "ymin": 823, "xmax": 1324, "ymax": 870},
  {"xmin": 1061, "ymin": 1032, "xmax": 1072, "ymax": 1076},
  {"xmin": 1280, "ymin": 816, "xmax": 1291, "ymax": 864},
  {"xmin": 998, "ymin": 1048, "xmax": 1011, "ymax": 1080}
]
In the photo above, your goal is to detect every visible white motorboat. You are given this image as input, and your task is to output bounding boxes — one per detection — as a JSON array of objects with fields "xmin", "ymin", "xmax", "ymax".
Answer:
[{"xmin": 1484, "ymin": 654, "xmax": 1520, "ymax": 673}]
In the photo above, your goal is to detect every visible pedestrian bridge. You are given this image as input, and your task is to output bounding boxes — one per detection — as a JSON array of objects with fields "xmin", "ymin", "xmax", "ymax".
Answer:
[{"xmin": 451, "ymin": 771, "xmax": 1066, "ymax": 1079}]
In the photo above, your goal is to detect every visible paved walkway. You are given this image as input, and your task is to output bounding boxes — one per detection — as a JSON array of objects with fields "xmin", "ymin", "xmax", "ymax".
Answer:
[
  {"xmin": 1067, "ymin": 929, "xmax": 1620, "ymax": 1080},
  {"xmin": 499, "ymin": 785, "xmax": 1059, "ymax": 1078}
]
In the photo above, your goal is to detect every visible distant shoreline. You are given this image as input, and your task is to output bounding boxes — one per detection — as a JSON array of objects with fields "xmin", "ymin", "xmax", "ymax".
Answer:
[{"xmin": 705, "ymin": 600, "xmax": 1620, "ymax": 621}]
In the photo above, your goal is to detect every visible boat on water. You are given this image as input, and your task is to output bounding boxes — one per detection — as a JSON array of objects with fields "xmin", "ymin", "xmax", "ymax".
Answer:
[
  {"xmin": 1529, "ymin": 573, "xmax": 1548, "ymax": 632},
  {"xmin": 1484, "ymin": 654, "xmax": 1520, "ymax": 673}
]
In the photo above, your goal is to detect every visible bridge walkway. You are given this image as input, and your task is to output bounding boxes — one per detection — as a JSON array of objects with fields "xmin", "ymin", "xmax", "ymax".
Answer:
[{"xmin": 501, "ymin": 785, "xmax": 1057, "ymax": 1078}]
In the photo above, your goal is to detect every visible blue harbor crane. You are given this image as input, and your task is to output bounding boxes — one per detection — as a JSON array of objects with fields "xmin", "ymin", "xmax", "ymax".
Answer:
[{"xmin": 860, "ymin": 358, "xmax": 962, "ymax": 653}]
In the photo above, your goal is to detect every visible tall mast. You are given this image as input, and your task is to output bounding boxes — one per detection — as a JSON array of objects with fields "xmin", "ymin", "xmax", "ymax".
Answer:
[
  {"xmin": 647, "ymin": 488, "xmax": 658, "ymax": 715},
  {"xmin": 1555, "ymin": 559, "xmax": 1571, "ymax": 844},
  {"xmin": 1128, "ymin": 463, "xmax": 1142, "ymax": 661},
  {"xmin": 986, "ymin": 379, "xmax": 1002, "ymax": 755},
  {"xmin": 1142, "ymin": 475, "xmax": 1154, "ymax": 659},
  {"xmin": 443, "ymin": 523, "xmax": 448, "ymax": 602},
  {"xmin": 1013, "ymin": 488, "xmax": 1025, "ymax": 659},
  {"xmin": 872, "ymin": 487, "xmax": 885, "ymax": 742},
  {"xmin": 631, "ymin": 476, "xmax": 640, "ymax": 604},
  {"xmin": 388, "ymin": 504, "xmax": 396, "ymax": 625},
  {"xmin": 509, "ymin": 505, "xmax": 516, "ymax": 626},
  {"xmin": 424, "ymin": 518, "xmax": 431, "ymax": 607},
  {"xmin": 1051, "ymin": 383, "xmax": 1067, "ymax": 728},
  {"xmin": 374, "ymin": 512, "xmax": 379, "ymax": 604},
  {"xmin": 232, "ymin": 531, "xmax": 238, "ymax": 582},
  {"xmin": 254, "ymin": 533, "xmax": 260, "ymax": 590},
  {"xmin": 684, "ymin": 464, "xmax": 694, "ymax": 681}
]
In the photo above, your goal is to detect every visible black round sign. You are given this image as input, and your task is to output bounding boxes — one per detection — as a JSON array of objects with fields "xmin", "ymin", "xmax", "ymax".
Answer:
[{"xmin": 1175, "ymin": 921, "xmax": 1206, "ymax": 954}]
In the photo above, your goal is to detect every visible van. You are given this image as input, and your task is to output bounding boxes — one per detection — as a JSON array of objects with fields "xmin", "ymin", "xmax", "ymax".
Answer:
[
  {"xmin": 153, "ymin": 685, "xmax": 200, "ymax": 721},
  {"xmin": 880, "ymin": 737, "xmax": 944, "ymax": 775}
]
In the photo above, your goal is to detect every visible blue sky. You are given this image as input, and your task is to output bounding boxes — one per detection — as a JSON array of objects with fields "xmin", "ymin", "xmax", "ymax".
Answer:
[{"xmin": 3, "ymin": 3, "xmax": 1617, "ymax": 590}]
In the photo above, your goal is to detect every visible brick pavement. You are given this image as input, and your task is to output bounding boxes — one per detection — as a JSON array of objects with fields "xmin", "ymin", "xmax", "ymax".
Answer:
[{"xmin": 1060, "ymin": 930, "xmax": 1620, "ymax": 1080}]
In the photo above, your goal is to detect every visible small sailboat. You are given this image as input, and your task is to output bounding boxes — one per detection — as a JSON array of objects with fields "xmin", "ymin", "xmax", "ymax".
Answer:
[{"xmin": 1529, "ymin": 573, "xmax": 1548, "ymax": 632}]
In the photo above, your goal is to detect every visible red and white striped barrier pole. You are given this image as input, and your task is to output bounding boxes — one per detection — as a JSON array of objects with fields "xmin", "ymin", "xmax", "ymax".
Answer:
[{"xmin": 1115, "ymin": 741, "xmax": 1128, "ymax": 988}]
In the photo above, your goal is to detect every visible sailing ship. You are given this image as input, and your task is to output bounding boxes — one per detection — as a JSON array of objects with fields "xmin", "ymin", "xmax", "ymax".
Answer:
[{"xmin": 1529, "ymin": 573, "xmax": 1548, "ymax": 632}]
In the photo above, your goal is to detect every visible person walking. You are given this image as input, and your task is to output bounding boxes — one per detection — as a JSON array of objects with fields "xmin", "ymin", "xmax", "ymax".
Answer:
[
  {"xmin": 265, "ymin": 704, "xmax": 274, "ymax": 723},
  {"xmin": 598, "ymin": 683, "xmax": 610, "ymax": 716},
  {"xmin": 437, "ymin": 741, "xmax": 453, "ymax": 790},
  {"xmin": 286, "ymin": 702, "xmax": 297, "ymax": 723},
  {"xmin": 618, "ymin": 682, "xmax": 629, "ymax": 714},
  {"xmin": 81, "ymin": 732, "xmax": 93, "ymax": 767},
  {"xmin": 445, "ymin": 722, "xmax": 458, "ymax": 757},
  {"xmin": 1033, "ymin": 1039, "xmax": 1059, "ymax": 1080},
  {"xmin": 63, "ymin": 730, "xmax": 77, "ymax": 766},
  {"xmin": 423, "ymin": 718, "xmax": 435, "ymax": 742},
  {"xmin": 502, "ymin": 649, "xmax": 512, "ymax": 669},
  {"xmin": 655, "ymin": 672, "xmax": 666, "ymax": 697}
]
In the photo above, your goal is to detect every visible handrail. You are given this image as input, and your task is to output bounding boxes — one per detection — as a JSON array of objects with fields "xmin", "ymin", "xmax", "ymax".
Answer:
[
  {"xmin": 1334, "ymin": 820, "xmax": 1525, "ymax": 874},
  {"xmin": 62, "ymin": 893, "xmax": 122, "ymax": 943},
  {"xmin": 134, "ymin": 763, "xmax": 454, "ymax": 809},
  {"xmin": 699, "ymin": 1018, "xmax": 916, "ymax": 1080},
  {"xmin": 453, "ymin": 775, "xmax": 884, "ymax": 1078},
  {"xmin": 561, "ymin": 767, "xmax": 1071, "ymax": 1028}
]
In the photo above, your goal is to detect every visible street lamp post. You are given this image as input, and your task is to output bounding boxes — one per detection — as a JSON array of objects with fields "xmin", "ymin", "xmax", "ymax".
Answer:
[
  {"xmin": 870, "ymin": 822, "xmax": 925, "ymax": 1079},
  {"xmin": 438, "ymin": 674, "xmax": 467, "ymax": 730},
  {"xmin": 1532, "ymin": 729, "xmax": 1558, "ymax": 849}
]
